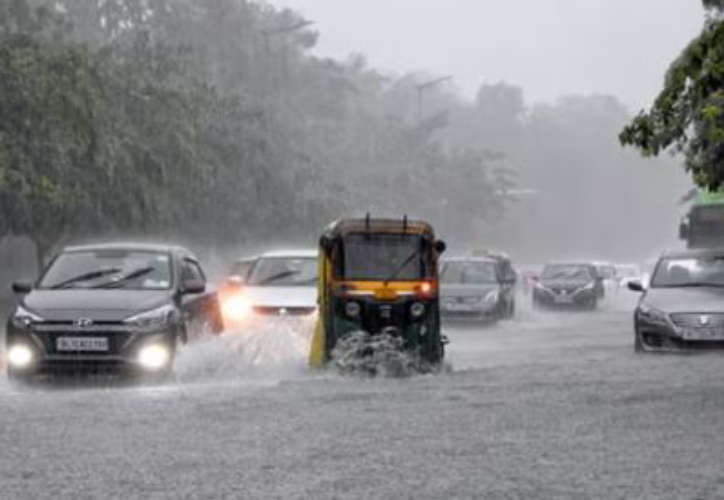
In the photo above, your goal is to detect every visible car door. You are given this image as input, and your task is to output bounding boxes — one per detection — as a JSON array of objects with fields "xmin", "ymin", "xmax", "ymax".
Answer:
[{"xmin": 178, "ymin": 257, "xmax": 215, "ymax": 338}]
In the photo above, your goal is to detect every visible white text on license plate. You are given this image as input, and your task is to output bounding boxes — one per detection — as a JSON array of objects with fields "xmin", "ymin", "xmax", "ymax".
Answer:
[{"xmin": 57, "ymin": 337, "xmax": 109, "ymax": 352}]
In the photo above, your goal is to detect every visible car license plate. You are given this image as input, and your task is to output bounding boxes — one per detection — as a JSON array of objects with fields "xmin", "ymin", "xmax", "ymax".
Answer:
[
  {"xmin": 554, "ymin": 295, "xmax": 574, "ymax": 304},
  {"xmin": 684, "ymin": 329, "xmax": 724, "ymax": 341},
  {"xmin": 57, "ymin": 337, "xmax": 109, "ymax": 352}
]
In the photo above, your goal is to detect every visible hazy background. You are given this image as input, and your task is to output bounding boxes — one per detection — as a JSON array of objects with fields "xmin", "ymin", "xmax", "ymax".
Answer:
[
  {"xmin": 0, "ymin": 0, "xmax": 705, "ymax": 286},
  {"xmin": 268, "ymin": 0, "xmax": 703, "ymax": 110}
]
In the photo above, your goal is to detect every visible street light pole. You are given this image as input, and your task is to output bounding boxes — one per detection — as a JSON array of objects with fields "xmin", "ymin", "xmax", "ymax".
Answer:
[{"xmin": 415, "ymin": 75, "xmax": 453, "ymax": 123}]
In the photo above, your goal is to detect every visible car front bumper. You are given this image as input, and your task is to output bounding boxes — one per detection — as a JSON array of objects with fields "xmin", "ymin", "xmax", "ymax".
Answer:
[
  {"xmin": 533, "ymin": 288, "xmax": 596, "ymax": 308},
  {"xmin": 5, "ymin": 323, "xmax": 177, "ymax": 376},
  {"xmin": 440, "ymin": 300, "xmax": 499, "ymax": 321},
  {"xmin": 636, "ymin": 315, "xmax": 724, "ymax": 351}
]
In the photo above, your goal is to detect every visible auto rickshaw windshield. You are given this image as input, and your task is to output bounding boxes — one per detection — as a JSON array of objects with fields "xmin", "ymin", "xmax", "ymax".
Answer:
[{"xmin": 340, "ymin": 233, "xmax": 431, "ymax": 281}]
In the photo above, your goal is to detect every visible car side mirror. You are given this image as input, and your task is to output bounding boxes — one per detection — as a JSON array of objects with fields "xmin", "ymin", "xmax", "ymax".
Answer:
[
  {"xmin": 12, "ymin": 281, "xmax": 33, "ymax": 294},
  {"xmin": 435, "ymin": 240, "xmax": 446, "ymax": 254},
  {"xmin": 181, "ymin": 279, "xmax": 205, "ymax": 294},
  {"xmin": 627, "ymin": 280, "xmax": 645, "ymax": 293}
]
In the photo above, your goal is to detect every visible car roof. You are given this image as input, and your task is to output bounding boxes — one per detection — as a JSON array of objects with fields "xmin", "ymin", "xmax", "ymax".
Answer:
[
  {"xmin": 63, "ymin": 242, "xmax": 191, "ymax": 255},
  {"xmin": 442, "ymin": 256, "xmax": 498, "ymax": 264},
  {"xmin": 544, "ymin": 262, "xmax": 595, "ymax": 267},
  {"xmin": 258, "ymin": 250, "xmax": 318, "ymax": 259},
  {"xmin": 661, "ymin": 247, "xmax": 724, "ymax": 259}
]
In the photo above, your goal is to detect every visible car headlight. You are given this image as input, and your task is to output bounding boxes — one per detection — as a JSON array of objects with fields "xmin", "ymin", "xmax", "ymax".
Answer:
[
  {"xmin": 345, "ymin": 301, "xmax": 361, "ymax": 318},
  {"xmin": 575, "ymin": 282, "xmax": 595, "ymax": 293},
  {"xmin": 410, "ymin": 302, "xmax": 425, "ymax": 318},
  {"xmin": 7, "ymin": 344, "xmax": 33, "ymax": 368},
  {"xmin": 11, "ymin": 305, "xmax": 44, "ymax": 328},
  {"xmin": 222, "ymin": 295, "xmax": 252, "ymax": 322},
  {"xmin": 637, "ymin": 303, "xmax": 668, "ymax": 325},
  {"xmin": 137, "ymin": 344, "xmax": 171, "ymax": 370},
  {"xmin": 484, "ymin": 290, "xmax": 499, "ymax": 303},
  {"xmin": 124, "ymin": 304, "xmax": 175, "ymax": 329}
]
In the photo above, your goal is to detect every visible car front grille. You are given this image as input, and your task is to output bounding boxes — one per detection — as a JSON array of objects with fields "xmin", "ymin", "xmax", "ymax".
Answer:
[{"xmin": 669, "ymin": 313, "xmax": 724, "ymax": 328}]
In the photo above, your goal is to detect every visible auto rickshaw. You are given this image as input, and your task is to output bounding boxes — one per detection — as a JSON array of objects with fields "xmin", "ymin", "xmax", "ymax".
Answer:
[{"xmin": 309, "ymin": 216, "xmax": 447, "ymax": 368}]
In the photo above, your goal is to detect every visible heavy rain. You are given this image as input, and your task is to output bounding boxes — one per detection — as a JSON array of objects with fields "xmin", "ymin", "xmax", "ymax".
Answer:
[{"xmin": 1, "ymin": 1, "xmax": 724, "ymax": 498}]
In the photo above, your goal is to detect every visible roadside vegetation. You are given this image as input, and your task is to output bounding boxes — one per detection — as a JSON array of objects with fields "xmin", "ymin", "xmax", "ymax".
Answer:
[{"xmin": 0, "ymin": 0, "xmax": 687, "ymax": 271}]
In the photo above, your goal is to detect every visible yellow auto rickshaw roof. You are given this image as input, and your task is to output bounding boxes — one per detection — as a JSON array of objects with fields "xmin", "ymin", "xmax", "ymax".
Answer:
[{"xmin": 323, "ymin": 217, "xmax": 436, "ymax": 238}]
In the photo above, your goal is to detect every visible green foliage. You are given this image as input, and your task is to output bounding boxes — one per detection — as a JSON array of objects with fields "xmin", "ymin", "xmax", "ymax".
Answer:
[
  {"xmin": 620, "ymin": 10, "xmax": 724, "ymax": 189},
  {"xmin": 0, "ymin": 0, "xmax": 518, "ymax": 264}
]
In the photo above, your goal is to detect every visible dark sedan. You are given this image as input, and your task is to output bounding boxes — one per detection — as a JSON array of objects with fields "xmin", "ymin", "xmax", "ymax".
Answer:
[
  {"xmin": 6, "ymin": 243, "xmax": 223, "ymax": 381},
  {"xmin": 629, "ymin": 248, "xmax": 724, "ymax": 352},
  {"xmin": 532, "ymin": 263, "xmax": 602, "ymax": 310}
]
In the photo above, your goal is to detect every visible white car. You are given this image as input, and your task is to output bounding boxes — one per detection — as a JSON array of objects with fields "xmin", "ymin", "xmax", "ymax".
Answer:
[{"xmin": 221, "ymin": 250, "xmax": 318, "ymax": 325}]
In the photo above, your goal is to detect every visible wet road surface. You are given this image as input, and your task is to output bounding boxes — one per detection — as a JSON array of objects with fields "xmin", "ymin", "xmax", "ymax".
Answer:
[{"xmin": 2, "ymin": 296, "xmax": 724, "ymax": 499}]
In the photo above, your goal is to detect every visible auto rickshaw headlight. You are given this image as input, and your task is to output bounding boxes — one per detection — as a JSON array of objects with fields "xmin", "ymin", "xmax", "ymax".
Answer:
[
  {"xmin": 345, "ymin": 301, "xmax": 361, "ymax": 318},
  {"xmin": 410, "ymin": 302, "xmax": 426, "ymax": 318}
]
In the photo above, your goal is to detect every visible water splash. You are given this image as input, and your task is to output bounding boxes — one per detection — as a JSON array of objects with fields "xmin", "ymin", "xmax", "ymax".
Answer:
[{"xmin": 330, "ymin": 331, "xmax": 444, "ymax": 378}]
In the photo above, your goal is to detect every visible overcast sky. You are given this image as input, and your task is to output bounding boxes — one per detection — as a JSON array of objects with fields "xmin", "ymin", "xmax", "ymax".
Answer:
[{"xmin": 267, "ymin": 0, "xmax": 705, "ymax": 111}]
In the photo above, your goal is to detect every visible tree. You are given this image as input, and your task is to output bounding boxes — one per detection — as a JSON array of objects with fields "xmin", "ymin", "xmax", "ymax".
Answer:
[{"xmin": 620, "ymin": 1, "xmax": 724, "ymax": 189}]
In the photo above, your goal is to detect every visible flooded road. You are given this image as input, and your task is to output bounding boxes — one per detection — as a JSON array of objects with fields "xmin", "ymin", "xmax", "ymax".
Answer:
[{"xmin": 2, "ymin": 296, "xmax": 724, "ymax": 499}]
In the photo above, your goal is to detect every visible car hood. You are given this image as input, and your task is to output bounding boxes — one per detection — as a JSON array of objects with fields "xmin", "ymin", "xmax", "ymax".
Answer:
[
  {"xmin": 22, "ymin": 289, "xmax": 172, "ymax": 322},
  {"xmin": 441, "ymin": 284, "xmax": 500, "ymax": 298},
  {"xmin": 242, "ymin": 286, "xmax": 317, "ymax": 308},
  {"xmin": 644, "ymin": 287, "xmax": 724, "ymax": 313}
]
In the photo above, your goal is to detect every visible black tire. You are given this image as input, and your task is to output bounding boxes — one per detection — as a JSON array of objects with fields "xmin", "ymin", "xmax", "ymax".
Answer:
[{"xmin": 422, "ymin": 304, "xmax": 444, "ymax": 365}]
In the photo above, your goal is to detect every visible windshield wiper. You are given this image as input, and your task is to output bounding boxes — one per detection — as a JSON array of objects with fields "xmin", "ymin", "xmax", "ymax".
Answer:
[
  {"xmin": 50, "ymin": 268, "xmax": 122, "ymax": 289},
  {"xmin": 383, "ymin": 248, "xmax": 422, "ymax": 285},
  {"xmin": 92, "ymin": 267, "xmax": 156, "ymax": 289},
  {"xmin": 256, "ymin": 270, "xmax": 300, "ymax": 285}
]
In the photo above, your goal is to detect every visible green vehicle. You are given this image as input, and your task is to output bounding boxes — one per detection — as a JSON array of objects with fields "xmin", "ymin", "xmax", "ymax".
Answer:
[{"xmin": 680, "ymin": 191, "xmax": 724, "ymax": 248}]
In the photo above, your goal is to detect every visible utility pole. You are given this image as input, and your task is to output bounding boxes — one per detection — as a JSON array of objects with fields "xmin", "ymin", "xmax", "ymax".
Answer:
[{"xmin": 415, "ymin": 75, "xmax": 453, "ymax": 123}]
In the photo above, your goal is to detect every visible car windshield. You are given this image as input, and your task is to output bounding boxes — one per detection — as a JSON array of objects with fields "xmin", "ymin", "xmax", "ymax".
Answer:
[
  {"xmin": 39, "ymin": 250, "xmax": 172, "ymax": 290},
  {"xmin": 246, "ymin": 257, "xmax": 317, "ymax": 286},
  {"xmin": 230, "ymin": 260, "xmax": 254, "ymax": 280},
  {"xmin": 341, "ymin": 233, "xmax": 428, "ymax": 280},
  {"xmin": 441, "ymin": 261, "xmax": 498, "ymax": 284},
  {"xmin": 651, "ymin": 256, "xmax": 724, "ymax": 288},
  {"xmin": 541, "ymin": 264, "xmax": 592, "ymax": 281}
]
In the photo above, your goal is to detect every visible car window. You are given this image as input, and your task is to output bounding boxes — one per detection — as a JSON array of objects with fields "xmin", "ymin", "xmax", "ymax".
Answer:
[
  {"xmin": 541, "ymin": 265, "xmax": 592, "ymax": 281},
  {"xmin": 247, "ymin": 257, "xmax": 317, "ymax": 286},
  {"xmin": 441, "ymin": 261, "xmax": 499, "ymax": 284},
  {"xmin": 651, "ymin": 257, "xmax": 724, "ymax": 287},
  {"xmin": 39, "ymin": 250, "xmax": 172, "ymax": 290}
]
